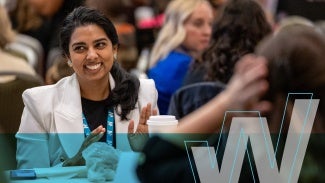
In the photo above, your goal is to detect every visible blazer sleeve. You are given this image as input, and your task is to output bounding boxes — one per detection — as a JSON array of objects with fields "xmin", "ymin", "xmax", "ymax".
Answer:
[
  {"xmin": 138, "ymin": 79, "xmax": 159, "ymax": 114},
  {"xmin": 16, "ymin": 89, "xmax": 51, "ymax": 168}
]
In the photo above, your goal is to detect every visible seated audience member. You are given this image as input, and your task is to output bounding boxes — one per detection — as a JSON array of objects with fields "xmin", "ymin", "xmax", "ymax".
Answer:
[
  {"xmin": 183, "ymin": 0, "xmax": 272, "ymax": 86},
  {"xmin": 147, "ymin": 0, "xmax": 214, "ymax": 114},
  {"xmin": 16, "ymin": 7, "xmax": 158, "ymax": 169},
  {"xmin": 137, "ymin": 26, "xmax": 325, "ymax": 182},
  {"xmin": 170, "ymin": 0, "xmax": 271, "ymax": 119},
  {"xmin": 256, "ymin": 25, "xmax": 325, "ymax": 182}
]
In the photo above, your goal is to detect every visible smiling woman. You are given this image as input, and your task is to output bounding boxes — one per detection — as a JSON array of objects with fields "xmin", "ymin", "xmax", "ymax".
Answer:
[
  {"xmin": 68, "ymin": 24, "xmax": 117, "ymax": 97},
  {"xmin": 15, "ymin": 7, "xmax": 159, "ymax": 169}
]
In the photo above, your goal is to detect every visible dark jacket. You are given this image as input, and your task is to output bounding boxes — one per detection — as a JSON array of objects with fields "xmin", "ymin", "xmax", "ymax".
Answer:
[{"xmin": 168, "ymin": 81, "xmax": 225, "ymax": 119}]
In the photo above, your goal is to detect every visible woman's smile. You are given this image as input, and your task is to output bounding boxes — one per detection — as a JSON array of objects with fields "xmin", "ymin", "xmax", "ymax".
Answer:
[{"xmin": 84, "ymin": 62, "xmax": 103, "ymax": 71}]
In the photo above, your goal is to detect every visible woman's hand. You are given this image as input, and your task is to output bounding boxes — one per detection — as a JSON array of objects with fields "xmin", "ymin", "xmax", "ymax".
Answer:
[
  {"xmin": 128, "ymin": 103, "xmax": 158, "ymax": 151},
  {"xmin": 62, "ymin": 125, "xmax": 105, "ymax": 166}
]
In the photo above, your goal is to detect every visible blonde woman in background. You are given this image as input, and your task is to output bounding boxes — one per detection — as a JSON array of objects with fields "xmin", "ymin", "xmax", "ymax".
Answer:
[{"xmin": 147, "ymin": 0, "xmax": 213, "ymax": 114}]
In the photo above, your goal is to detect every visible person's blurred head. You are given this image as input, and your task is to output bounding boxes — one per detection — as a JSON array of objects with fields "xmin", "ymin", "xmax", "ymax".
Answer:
[
  {"xmin": 0, "ymin": 5, "xmax": 15, "ymax": 48},
  {"xmin": 204, "ymin": 0, "xmax": 271, "ymax": 83},
  {"xmin": 256, "ymin": 25, "xmax": 325, "ymax": 131},
  {"xmin": 182, "ymin": 1, "xmax": 213, "ymax": 54},
  {"xmin": 149, "ymin": 0, "xmax": 213, "ymax": 67},
  {"xmin": 59, "ymin": 6, "xmax": 119, "ymax": 57}
]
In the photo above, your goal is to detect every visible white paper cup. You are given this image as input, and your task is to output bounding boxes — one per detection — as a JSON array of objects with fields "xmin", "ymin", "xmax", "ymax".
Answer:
[{"xmin": 147, "ymin": 115, "xmax": 178, "ymax": 135}]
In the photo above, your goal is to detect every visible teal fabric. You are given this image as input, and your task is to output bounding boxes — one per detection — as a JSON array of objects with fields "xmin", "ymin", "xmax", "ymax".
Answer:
[{"xmin": 113, "ymin": 152, "xmax": 140, "ymax": 183}]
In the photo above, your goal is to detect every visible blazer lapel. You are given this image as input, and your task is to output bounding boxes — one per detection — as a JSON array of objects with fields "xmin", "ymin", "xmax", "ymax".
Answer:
[{"xmin": 54, "ymin": 74, "xmax": 84, "ymax": 158}]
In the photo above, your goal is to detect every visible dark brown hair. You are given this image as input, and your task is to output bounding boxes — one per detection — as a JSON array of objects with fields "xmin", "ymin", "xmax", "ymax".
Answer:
[{"xmin": 204, "ymin": 0, "xmax": 271, "ymax": 83}]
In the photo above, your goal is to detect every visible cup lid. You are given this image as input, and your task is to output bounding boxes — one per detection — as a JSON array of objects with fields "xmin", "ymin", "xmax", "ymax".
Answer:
[
  {"xmin": 148, "ymin": 115, "xmax": 176, "ymax": 121},
  {"xmin": 147, "ymin": 120, "xmax": 178, "ymax": 125}
]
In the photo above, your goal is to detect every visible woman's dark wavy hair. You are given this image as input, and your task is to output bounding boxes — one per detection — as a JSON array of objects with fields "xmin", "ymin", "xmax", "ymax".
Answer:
[
  {"xmin": 204, "ymin": 0, "xmax": 271, "ymax": 83},
  {"xmin": 59, "ymin": 6, "xmax": 140, "ymax": 120}
]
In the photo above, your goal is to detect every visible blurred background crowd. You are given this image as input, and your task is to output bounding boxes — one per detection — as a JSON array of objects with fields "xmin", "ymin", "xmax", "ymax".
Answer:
[
  {"xmin": 0, "ymin": 0, "xmax": 324, "ymax": 83},
  {"xmin": 0, "ymin": 0, "xmax": 323, "ymax": 81}
]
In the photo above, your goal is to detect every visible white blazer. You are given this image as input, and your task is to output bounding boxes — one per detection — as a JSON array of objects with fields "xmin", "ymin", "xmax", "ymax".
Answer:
[{"xmin": 16, "ymin": 73, "xmax": 158, "ymax": 168}]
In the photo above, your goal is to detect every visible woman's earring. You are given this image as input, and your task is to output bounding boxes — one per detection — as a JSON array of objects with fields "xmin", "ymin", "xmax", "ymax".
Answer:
[{"xmin": 67, "ymin": 59, "xmax": 73, "ymax": 67}]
